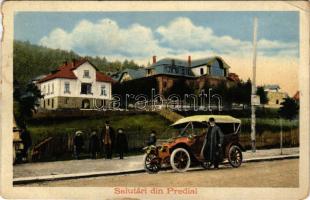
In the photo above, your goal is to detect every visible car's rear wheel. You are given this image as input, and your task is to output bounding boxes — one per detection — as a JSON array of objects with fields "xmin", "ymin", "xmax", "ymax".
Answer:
[
  {"xmin": 228, "ymin": 145, "xmax": 242, "ymax": 168},
  {"xmin": 170, "ymin": 148, "xmax": 191, "ymax": 172},
  {"xmin": 143, "ymin": 153, "xmax": 160, "ymax": 173}
]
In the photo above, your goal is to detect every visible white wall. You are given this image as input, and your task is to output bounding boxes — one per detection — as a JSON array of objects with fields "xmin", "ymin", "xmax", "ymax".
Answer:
[
  {"xmin": 191, "ymin": 65, "xmax": 209, "ymax": 76},
  {"xmin": 39, "ymin": 62, "xmax": 112, "ymax": 100}
]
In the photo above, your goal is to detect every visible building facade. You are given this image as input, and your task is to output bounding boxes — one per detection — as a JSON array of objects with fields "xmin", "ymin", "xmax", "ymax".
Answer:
[
  {"xmin": 264, "ymin": 84, "xmax": 288, "ymax": 108},
  {"xmin": 112, "ymin": 56, "xmax": 236, "ymax": 96},
  {"xmin": 37, "ymin": 59, "xmax": 114, "ymax": 110}
]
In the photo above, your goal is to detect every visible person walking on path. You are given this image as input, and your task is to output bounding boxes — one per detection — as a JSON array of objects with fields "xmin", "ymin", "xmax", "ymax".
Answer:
[
  {"xmin": 115, "ymin": 128, "xmax": 128, "ymax": 159},
  {"xmin": 89, "ymin": 129, "xmax": 100, "ymax": 159},
  {"xmin": 147, "ymin": 130, "xmax": 157, "ymax": 146},
  {"xmin": 73, "ymin": 130, "xmax": 84, "ymax": 159},
  {"xmin": 203, "ymin": 118, "xmax": 224, "ymax": 169},
  {"xmin": 103, "ymin": 121, "xmax": 115, "ymax": 159},
  {"xmin": 20, "ymin": 125, "xmax": 32, "ymax": 162}
]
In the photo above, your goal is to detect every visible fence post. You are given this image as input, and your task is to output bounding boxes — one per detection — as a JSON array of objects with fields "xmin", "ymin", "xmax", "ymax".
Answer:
[{"xmin": 280, "ymin": 118, "xmax": 283, "ymax": 155}]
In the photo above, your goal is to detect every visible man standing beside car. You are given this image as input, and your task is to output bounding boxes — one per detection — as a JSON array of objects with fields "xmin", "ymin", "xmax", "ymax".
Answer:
[{"xmin": 203, "ymin": 117, "xmax": 224, "ymax": 169}]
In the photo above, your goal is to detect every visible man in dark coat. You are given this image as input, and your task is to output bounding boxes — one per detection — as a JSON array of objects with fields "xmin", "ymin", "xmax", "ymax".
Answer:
[
  {"xmin": 20, "ymin": 126, "xmax": 32, "ymax": 162},
  {"xmin": 73, "ymin": 130, "xmax": 84, "ymax": 159},
  {"xmin": 115, "ymin": 128, "xmax": 128, "ymax": 159},
  {"xmin": 147, "ymin": 130, "xmax": 157, "ymax": 146},
  {"xmin": 102, "ymin": 121, "xmax": 115, "ymax": 159},
  {"xmin": 203, "ymin": 117, "xmax": 224, "ymax": 169},
  {"xmin": 89, "ymin": 130, "xmax": 100, "ymax": 159}
]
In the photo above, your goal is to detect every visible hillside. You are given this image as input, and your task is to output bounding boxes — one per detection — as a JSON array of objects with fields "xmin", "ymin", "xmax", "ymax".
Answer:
[{"xmin": 13, "ymin": 40, "xmax": 141, "ymax": 87}]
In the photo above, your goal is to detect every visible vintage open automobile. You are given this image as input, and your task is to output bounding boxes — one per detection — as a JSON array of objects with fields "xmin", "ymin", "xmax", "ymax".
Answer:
[{"xmin": 143, "ymin": 115, "xmax": 245, "ymax": 173}]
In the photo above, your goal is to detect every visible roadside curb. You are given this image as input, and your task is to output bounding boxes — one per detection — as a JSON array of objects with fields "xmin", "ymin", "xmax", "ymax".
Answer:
[{"xmin": 13, "ymin": 154, "xmax": 299, "ymax": 185}]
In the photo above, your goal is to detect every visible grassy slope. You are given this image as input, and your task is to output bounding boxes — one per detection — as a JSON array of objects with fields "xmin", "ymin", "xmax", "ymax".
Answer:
[{"xmin": 28, "ymin": 113, "xmax": 174, "ymax": 145}]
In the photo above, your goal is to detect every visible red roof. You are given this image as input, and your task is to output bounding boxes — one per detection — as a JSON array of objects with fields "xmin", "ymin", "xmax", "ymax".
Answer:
[
  {"xmin": 96, "ymin": 71, "xmax": 114, "ymax": 82},
  {"xmin": 293, "ymin": 91, "xmax": 299, "ymax": 101},
  {"xmin": 227, "ymin": 73, "xmax": 240, "ymax": 82},
  {"xmin": 38, "ymin": 59, "xmax": 113, "ymax": 83}
]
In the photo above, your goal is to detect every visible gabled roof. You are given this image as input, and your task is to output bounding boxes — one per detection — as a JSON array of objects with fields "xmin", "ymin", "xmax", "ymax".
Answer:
[
  {"xmin": 122, "ymin": 68, "xmax": 146, "ymax": 80},
  {"xmin": 150, "ymin": 56, "xmax": 231, "ymax": 69},
  {"xmin": 38, "ymin": 59, "xmax": 113, "ymax": 83}
]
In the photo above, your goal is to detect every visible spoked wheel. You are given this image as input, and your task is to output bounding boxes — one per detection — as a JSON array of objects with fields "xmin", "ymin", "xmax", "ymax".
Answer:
[
  {"xmin": 143, "ymin": 153, "xmax": 161, "ymax": 173},
  {"xmin": 228, "ymin": 145, "xmax": 243, "ymax": 168},
  {"xmin": 201, "ymin": 161, "xmax": 212, "ymax": 169},
  {"xmin": 170, "ymin": 148, "xmax": 191, "ymax": 172}
]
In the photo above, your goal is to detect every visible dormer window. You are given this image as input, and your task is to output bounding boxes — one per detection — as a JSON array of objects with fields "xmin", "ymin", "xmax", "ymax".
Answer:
[
  {"xmin": 200, "ymin": 68, "xmax": 204, "ymax": 75},
  {"xmin": 83, "ymin": 70, "xmax": 90, "ymax": 78}
]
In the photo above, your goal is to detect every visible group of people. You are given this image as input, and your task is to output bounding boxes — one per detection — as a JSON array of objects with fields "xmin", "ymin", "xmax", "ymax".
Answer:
[{"xmin": 73, "ymin": 121, "xmax": 128, "ymax": 160}]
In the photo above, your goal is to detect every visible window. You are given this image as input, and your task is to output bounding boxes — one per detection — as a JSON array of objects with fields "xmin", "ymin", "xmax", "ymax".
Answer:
[
  {"xmin": 64, "ymin": 82, "xmax": 70, "ymax": 94},
  {"xmin": 51, "ymin": 83, "xmax": 54, "ymax": 94},
  {"xmin": 43, "ymin": 85, "xmax": 46, "ymax": 94},
  {"xmin": 100, "ymin": 85, "xmax": 107, "ymax": 96},
  {"xmin": 47, "ymin": 99, "xmax": 50, "ymax": 105},
  {"xmin": 81, "ymin": 83, "xmax": 92, "ymax": 94},
  {"xmin": 207, "ymin": 65, "xmax": 211, "ymax": 75},
  {"xmin": 200, "ymin": 68, "xmax": 204, "ymax": 75},
  {"xmin": 83, "ymin": 70, "xmax": 90, "ymax": 78},
  {"xmin": 65, "ymin": 98, "xmax": 69, "ymax": 104},
  {"xmin": 48, "ymin": 84, "xmax": 50, "ymax": 94},
  {"xmin": 51, "ymin": 99, "xmax": 54, "ymax": 108},
  {"xmin": 276, "ymin": 99, "xmax": 279, "ymax": 104}
]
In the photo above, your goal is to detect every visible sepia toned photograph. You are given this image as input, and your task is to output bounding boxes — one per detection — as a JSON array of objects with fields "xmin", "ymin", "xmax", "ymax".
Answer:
[{"xmin": 1, "ymin": 1, "xmax": 309, "ymax": 199}]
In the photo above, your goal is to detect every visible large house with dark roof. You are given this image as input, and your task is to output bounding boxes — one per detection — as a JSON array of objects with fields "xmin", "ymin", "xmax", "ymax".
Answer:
[
  {"xmin": 36, "ymin": 59, "xmax": 114, "ymax": 110},
  {"xmin": 112, "ymin": 56, "xmax": 237, "ymax": 96}
]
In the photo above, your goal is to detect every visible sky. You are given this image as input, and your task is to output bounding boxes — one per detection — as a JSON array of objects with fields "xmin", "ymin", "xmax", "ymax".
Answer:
[{"xmin": 14, "ymin": 11, "xmax": 299, "ymax": 95}]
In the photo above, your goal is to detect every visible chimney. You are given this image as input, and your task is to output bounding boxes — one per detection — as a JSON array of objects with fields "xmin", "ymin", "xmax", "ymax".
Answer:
[
  {"xmin": 152, "ymin": 56, "xmax": 157, "ymax": 64},
  {"xmin": 188, "ymin": 55, "xmax": 191, "ymax": 67}
]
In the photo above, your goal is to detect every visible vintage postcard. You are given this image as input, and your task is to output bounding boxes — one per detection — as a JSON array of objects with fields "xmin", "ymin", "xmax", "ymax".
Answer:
[{"xmin": 1, "ymin": 1, "xmax": 309, "ymax": 199}]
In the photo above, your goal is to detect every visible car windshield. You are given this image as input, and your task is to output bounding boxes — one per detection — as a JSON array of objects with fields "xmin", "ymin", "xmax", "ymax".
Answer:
[{"xmin": 177, "ymin": 122, "xmax": 206, "ymax": 137}]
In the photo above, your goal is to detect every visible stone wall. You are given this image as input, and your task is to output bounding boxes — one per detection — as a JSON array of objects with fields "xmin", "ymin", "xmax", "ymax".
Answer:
[{"xmin": 40, "ymin": 97, "xmax": 111, "ymax": 110}]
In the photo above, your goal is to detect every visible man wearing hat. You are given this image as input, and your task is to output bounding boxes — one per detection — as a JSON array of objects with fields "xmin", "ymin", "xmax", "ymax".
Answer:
[
  {"xmin": 102, "ymin": 121, "xmax": 115, "ymax": 159},
  {"xmin": 73, "ymin": 130, "xmax": 84, "ymax": 159},
  {"xmin": 203, "ymin": 117, "xmax": 224, "ymax": 169}
]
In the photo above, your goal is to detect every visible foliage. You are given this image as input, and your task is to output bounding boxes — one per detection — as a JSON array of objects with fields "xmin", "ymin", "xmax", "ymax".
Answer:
[
  {"xmin": 201, "ymin": 79, "xmax": 252, "ymax": 107},
  {"xmin": 240, "ymin": 117, "xmax": 298, "ymax": 133},
  {"xmin": 13, "ymin": 40, "xmax": 141, "ymax": 89},
  {"xmin": 14, "ymin": 81, "xmax": 44, "ymax": 127},
  {"xmin": 256, "ymin": 86, "xmax": 269, "ymax": 105},
  {"xmin": 165, "ymin": 78, "xmax": 195, "ymax": 100},
  {"xmin": 278, "ymin": 97, "xmax": 299, "ymax": 120},
  {"xmin": 112, "ymin": 76, "xmax": 159, "ymax": 107}
]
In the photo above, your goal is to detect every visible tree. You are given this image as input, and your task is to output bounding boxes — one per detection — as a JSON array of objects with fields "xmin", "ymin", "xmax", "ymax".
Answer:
[
  {"xmin": 278, "ymin": 97, "xmax": 299, "ymax": 120},
  {"xmin": 256, "ymin": 86, "xmax": 269, "ymax": 105},
  {"xmin": 14, "ymin": 82, "xmax": 43, "ymax": 127}
]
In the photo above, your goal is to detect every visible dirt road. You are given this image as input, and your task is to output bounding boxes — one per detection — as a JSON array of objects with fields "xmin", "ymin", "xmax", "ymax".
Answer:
[{"xmin": 23, "ymin": 159, "xmax": 298, "ymax": 187}]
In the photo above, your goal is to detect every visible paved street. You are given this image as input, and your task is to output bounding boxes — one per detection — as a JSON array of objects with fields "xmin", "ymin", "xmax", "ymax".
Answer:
[
  {"xmin": 20, "ymin": 159, "xmax": 299, "ymax": 187},
  {"xmin": 14, "ymin": 147, "xmax": 299, "ymax": 178}
]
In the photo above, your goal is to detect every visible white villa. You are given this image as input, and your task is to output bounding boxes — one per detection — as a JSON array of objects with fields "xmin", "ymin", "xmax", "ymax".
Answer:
[{"xmin": 36, "ymin": 59, "xmax": 114, "ymax": 110}]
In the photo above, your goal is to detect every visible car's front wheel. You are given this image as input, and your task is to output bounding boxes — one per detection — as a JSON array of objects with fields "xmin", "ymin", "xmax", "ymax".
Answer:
[
  {"xmin": 170, "ymin": 148, "xmax": 191, "ymax": 172},
  {"xmin": 228, "ymin": 145, "xmax": 243, "ymax": 168},
  {"xmin": 143, "ymin": 153, "xmax": 161, "ymax": 173}
]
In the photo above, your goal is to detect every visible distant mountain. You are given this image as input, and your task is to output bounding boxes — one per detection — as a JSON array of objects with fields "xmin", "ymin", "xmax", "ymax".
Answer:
[{"xmin": 13, "ymin": 40, "xmax": 141, "ymax": 87}]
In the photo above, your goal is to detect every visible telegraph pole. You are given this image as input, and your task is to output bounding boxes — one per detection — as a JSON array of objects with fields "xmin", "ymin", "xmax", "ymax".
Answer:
[{"xmin": 251, "ymin": 17, "xmax": 258, "ymax": 152}]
